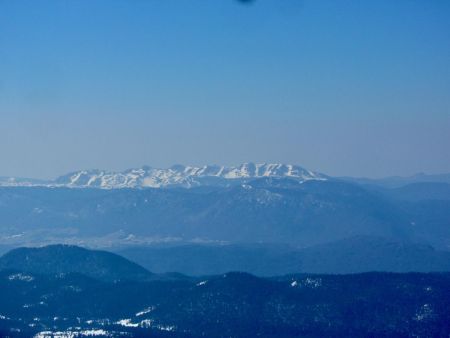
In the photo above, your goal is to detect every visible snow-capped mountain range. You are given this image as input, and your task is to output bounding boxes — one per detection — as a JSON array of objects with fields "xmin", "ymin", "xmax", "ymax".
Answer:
[{"xmin": 0, "ymin": 163, "xmax": 327, "ymax": 189}]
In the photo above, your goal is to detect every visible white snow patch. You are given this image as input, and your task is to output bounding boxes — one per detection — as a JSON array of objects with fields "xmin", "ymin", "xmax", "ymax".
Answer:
[
  {"xmin": 301, "ymin": 277, "xmax": 322, "ymax": 288},
  {"xmin": 115, "ymin": 319, "xmax": 138, "ymax": 328},
  {"xmin": 156, "ymin": 325, "xmax": 176, "ymax": 332},
  {"xmin": 81, "ymin": 330, "xmax": 110, "ymax": 337},
  {"xmin": 136, "ymin": 306, "xmax": 155, "ymax": 317},
  {"xmin": 291, "ymin": 277, "xmax": 322, "ymax": 289},
  {"xmin": 34, "ymin": 329, "xmax": 112, "ymax": 337},
  {"xmin": 414, "ymin": 304, "xmax": 434, "ymax": 321},
  {"xmin": 139, "ymin": 319, "xmax": 154, "ymax": 328},
  {"xmin": 8, "ymin": 273, "xmax": 34, "ymax": 282}
]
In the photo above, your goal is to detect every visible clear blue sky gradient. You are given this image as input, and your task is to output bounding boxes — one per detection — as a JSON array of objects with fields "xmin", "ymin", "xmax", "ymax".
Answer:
[{"xmin": 0, "ymin": 0, "xmax": 449, "ymax": 178}]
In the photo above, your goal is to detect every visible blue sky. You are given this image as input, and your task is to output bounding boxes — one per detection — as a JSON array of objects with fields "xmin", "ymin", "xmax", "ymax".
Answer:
[{"xmin": 0, "ymin": 0, "xmax": 449, "ymax": 178}]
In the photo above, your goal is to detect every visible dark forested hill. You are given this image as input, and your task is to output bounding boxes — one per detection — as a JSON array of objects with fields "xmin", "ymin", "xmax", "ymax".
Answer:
[{"xmin": 0, "ymin": 245, "xmax": 153, "ymax": 282}]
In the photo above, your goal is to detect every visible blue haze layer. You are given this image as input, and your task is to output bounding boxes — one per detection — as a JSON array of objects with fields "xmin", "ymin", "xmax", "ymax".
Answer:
[{"xmin": 0, "ymin": 0, "xmax": 449, "ymax": 178}]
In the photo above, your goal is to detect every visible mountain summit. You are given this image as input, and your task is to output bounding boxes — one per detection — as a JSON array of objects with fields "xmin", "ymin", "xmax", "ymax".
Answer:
[
  {"xmin": 1, "ymin": 163, "xmax": 326, "ymax": 189},
  {"xmin": 58, "ymin": 163, "xmax": 326, "ymax": 188}
]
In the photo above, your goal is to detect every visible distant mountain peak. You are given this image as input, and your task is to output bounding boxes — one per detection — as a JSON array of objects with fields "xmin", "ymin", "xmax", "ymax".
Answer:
[
  {"xmin": 0, "ymin": 163, "xmax": 327, "ymax": 189},
  {"xmin": 57, "ymin": 163, "xmax": 326, "ymax": 189}
]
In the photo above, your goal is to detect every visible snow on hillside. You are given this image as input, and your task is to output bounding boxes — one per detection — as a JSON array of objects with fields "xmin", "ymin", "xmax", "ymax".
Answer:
[{"xmin": 0, "ymin": 163, "xmax": 326, "ymax": 189}]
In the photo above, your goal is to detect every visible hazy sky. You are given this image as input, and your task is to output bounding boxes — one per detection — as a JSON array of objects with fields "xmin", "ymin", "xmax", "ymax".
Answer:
[{"xmin": 1, "ymin": 0, "xmax": 449, "ymax": 179}]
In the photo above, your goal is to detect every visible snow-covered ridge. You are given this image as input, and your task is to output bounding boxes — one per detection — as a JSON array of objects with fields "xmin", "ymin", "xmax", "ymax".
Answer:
[{"xmin": 0, "ymin": 163, "xmax": 327, "ymax": 189}]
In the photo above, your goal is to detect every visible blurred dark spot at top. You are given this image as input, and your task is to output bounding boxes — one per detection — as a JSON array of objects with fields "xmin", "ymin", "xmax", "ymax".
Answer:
[{"xmin": 236, "ymin": 0, "xmax": 256, "ymax": 4}]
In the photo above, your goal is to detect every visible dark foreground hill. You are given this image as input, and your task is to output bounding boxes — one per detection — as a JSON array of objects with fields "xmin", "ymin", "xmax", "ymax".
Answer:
[
  {"xmin": 0, "ymin": 246, "xmax": 450, "ymax": 337},
  {"xmin": 0, "ymin": 245, "xmax": 153, "ymax": 282}
]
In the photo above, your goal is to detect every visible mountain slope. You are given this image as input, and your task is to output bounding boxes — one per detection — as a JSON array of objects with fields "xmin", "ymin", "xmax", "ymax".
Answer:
[
  {"xmin": 340, "ymin": 173, "xmax": 450, "ymax": 188},
  {"xmin": 299, "ymin": 236, "xmax": 450, "ymax": 274},
  {"xmin": 116, "ymin": 237, "xmax": 450, "ymax": 276},
  {"xmin": 0, "ymin": 179, "xmax": 449, "ymax": 249},
  {"xmin": 0, "ymin": 245, "xmax": 153, "ymax": 282},
  {"xmin": 386, "ymin": 182, "xmax": 450, "ymax": 202},
  {"xmin": 0, "ymin": 180, "xmax": 415, "ymax": 247}
]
